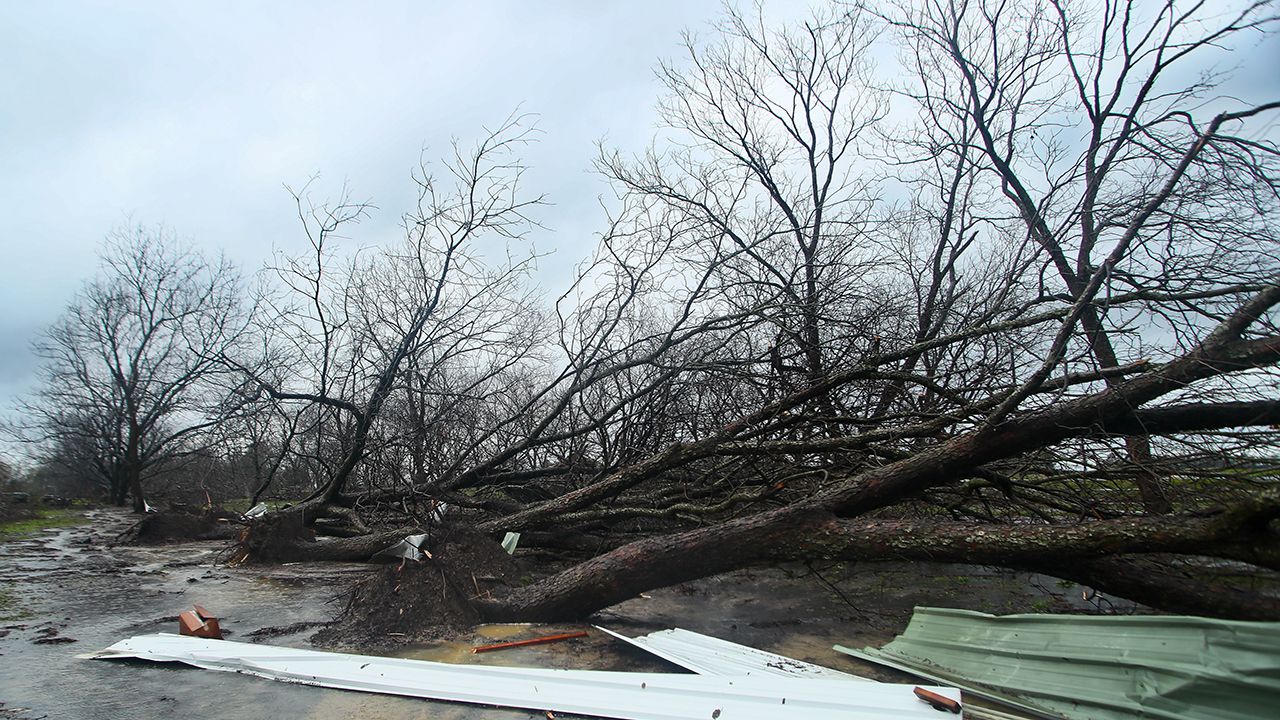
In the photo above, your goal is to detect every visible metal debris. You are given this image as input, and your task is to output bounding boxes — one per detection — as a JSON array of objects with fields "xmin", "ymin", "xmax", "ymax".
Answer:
[
  {"xmin": 371, "ymin": 533, "xmax": 431, "ymax": 563},
  {"xmin": 597, "ymin": 626, "xmax": 868, "ymax": 681},
  {"xmin": 837, "ymin": 607, "xmax": 1280, "ymax": 720},
  {"xmin": 92, "ymin": 633, "xmax": 961, "ymax": 719}
]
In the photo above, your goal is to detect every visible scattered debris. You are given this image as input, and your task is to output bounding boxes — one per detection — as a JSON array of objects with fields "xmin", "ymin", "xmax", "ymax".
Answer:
[
  {"xmin": 837, "ymin": 607, "xmax": 1280, "ymax": 720},
  {"xmin": 472, "ymin": 631, "xmax": 588, "ymax": 654},
  {"xmin": 914, "ymin": 686, "xmax": 962, "ymax": 714},
  {"xmin": 500, "ymin": 531, "xmax": 521, "ymax": 555},
  {"xmin": 92, "ymin": 633, "xmax": 960, "ymax": 720},
  {"xmin": 32, "ymin": 636, "xmax": 77, "ymax": 646},
  {"xmin": 177, "ymin": 605, "xmax": 222, "ymax": 640},
  {"xmin": 597, "ymin": 626, "xmax": 1053, "ymax": 719},
  {"xmin": 371, "ymin": 533, "xmax": 431, "ymax": 563},
  {"xmin": 244, "ymin": 621, "xmax": 332, "ymax": 640},
  {"xmin": 0, "ymin": 702, "xmax": 47, "ymax": 719},
  {"xmin": 243, "ymin": 503, "xmax": 269, "ymax": 519},
  {"xmin": 32, "ymin": 627, "xmax": 76, "ymax": 645},
  {"xmin": 597, "ymin": 626, "xmax": 867, "ymax": 681}
]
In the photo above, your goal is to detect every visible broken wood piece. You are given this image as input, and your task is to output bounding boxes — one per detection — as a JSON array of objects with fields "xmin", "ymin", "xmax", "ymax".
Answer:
[
  {"xmin": 913, "ymin": 686, "xmax": 962, "ymax": 713},
  {"xmin": 178, "ymin": 607, "xmax": 222, "ymax": 639},
  {"xmin": 471, "ymin": 631, "xmax": 588, "ymax": 653}
]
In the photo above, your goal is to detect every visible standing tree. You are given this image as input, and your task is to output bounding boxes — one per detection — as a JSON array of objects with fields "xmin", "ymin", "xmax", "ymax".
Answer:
[{"xmin": 20, "ymin": 227, "xmax": 250, "ymax": 511}]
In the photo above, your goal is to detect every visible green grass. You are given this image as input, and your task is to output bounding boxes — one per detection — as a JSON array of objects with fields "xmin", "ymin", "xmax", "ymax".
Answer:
[{"xmin": 0, "ymin": 507, "xmax": 87, "ymax": 539}]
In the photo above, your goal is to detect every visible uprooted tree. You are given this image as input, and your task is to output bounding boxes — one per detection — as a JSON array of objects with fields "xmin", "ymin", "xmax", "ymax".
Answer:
[
  {"xmin": 219, "ymin": 0, "xmax": 1280, "ymax": 621},
  {"xmin": 25, "ymin": 0, "xmax": 1280, "ymax": 622}
]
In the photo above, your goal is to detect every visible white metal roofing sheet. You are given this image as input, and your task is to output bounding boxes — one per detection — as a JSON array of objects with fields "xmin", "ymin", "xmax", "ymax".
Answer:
[
  {"xmin": 596, "ymin": 626, "xmax": 869, "ymax": 681},
  {"xmin": 93, "ymin": 633, "xmax": 961, "ymax": 720}
]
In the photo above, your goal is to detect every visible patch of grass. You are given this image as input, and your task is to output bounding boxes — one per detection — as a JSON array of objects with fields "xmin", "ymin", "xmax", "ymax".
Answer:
[{"xmin": 0, "ymin": 507, "xmax": 87, "ymax": 539}]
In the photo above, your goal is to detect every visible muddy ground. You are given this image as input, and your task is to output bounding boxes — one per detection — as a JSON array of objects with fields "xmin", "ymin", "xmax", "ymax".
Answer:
[{"xmin": 0, "ymin": 508, "xmax": 1138, "ymax": 719}]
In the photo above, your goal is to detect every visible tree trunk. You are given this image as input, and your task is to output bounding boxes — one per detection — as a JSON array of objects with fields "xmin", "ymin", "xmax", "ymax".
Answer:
[
  {"xmin": 475, "ymin": 499, "xmax": 1279, "ymax": 622},
  {"xmin": 239, "ymin": 516, "xmax": 418, "ymax": 563},
  {"xmin": 124, "ymin": 432, "xmax": 145, "ymax": 513},
  {"xmin": 477, "ymin": 505, "xmax": 820, "ymax": 621},
  {"xmin": 1047, "ymin": 556, "xmax": 1280, "ymax": 621},
  {"xmin": 110, "ymin": 470, "xmax": 128, "ymax": 506},
  {"xmin": 127, "ymin": 468, "xmax": 145, "ymax": 513}
]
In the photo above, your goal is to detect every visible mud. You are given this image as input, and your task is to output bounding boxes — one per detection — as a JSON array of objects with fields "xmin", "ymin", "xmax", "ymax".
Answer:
[{"xmin": 0, "ymin": 508, "xmax": 1141, "ymax": 719}]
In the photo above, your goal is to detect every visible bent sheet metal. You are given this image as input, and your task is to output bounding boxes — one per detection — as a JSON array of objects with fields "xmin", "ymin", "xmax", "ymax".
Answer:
[
  {"xmin": 92, "ymin": 633, "xmax": 961, "ymax": 720},
  {"xmin": 595, "ymin": 626, "xmax": 868, "ymax": 681},
  {"xmin": 838, "ymin": 607, "xmax": 1280, "ymax": 720}
]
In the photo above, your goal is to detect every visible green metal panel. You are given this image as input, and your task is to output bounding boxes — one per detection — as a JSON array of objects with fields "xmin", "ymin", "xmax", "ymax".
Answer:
[{"xmin": 835, "ymin": 607, "xmax": 1280, "ymax": 720}]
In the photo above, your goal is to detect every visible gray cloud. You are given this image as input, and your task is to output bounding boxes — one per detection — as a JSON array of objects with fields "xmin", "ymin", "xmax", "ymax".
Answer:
[{"xmin": 0, "ymin": 0, "xmax": 723, "ymax": 421}]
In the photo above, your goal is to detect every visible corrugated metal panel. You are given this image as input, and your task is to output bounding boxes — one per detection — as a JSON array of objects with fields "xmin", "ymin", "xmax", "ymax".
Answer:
[
  {"xmin": 834, "ymin": 644, "xmax": 1065, "ymax": 720},
  {"xmin": 836, "ymin": 607, "xmax": 1280, "ymax": 720},
  {"xmin": 93, "ymin": 633, "xmax": 961, "ymax": 720},
  {"xmin": 596, "ymin": 626, "xmax": 869, "ymax": 681}
]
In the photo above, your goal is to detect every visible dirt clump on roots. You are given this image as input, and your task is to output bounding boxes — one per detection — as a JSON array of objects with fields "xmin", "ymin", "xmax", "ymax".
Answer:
[
  {"xmin": 313, "ymin": 524, "xmax": 520, "ymax": 648},
  {"xmin": 116, "ymin": 506, "xmax": 242, "ymax": 545}
]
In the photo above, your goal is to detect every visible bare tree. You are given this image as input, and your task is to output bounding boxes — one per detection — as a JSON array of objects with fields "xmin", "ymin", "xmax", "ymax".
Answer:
[
  {"xmin": 883, "ymin": 0, "xmax": 1280, "ymax": 511},
  {"xmin": 232, "ymin": 115, "xmax": 547, "ymax": 531},
  {"xmin": 600, "ymin": 4, "xmax": 888, "ymax": 396},
  {"xmin": 20, "ymin": 227, "xmax": 250, "ymax": 511}
]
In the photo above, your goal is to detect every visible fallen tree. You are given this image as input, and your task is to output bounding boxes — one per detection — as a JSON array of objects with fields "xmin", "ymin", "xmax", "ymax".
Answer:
[
  {"xmin": 470, "ymin": 290, "xmax": 1280, "ymax": 620},
  {"xmin": 234, "ymin": 284, "xmax": 1280, "ymax": 624},
  {"xmin": 211, "ymin": 1, "xmax": 1280, "ymax": 624}
]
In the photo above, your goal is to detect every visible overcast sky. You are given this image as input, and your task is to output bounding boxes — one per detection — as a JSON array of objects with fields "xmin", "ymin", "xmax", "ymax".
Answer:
[
  {"xmin": 0, "ymin": 0, "xmax": 754, "ymax": 425},
  {"xmin": 1, "ymin": 2, "xmax": 1276, "ymax": 460}
]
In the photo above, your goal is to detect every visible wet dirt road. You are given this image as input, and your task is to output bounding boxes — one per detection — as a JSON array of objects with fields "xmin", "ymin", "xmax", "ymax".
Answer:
[{"xmin": 0, "ymin": 508, "xmax": 1113, "ymax": 719}]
